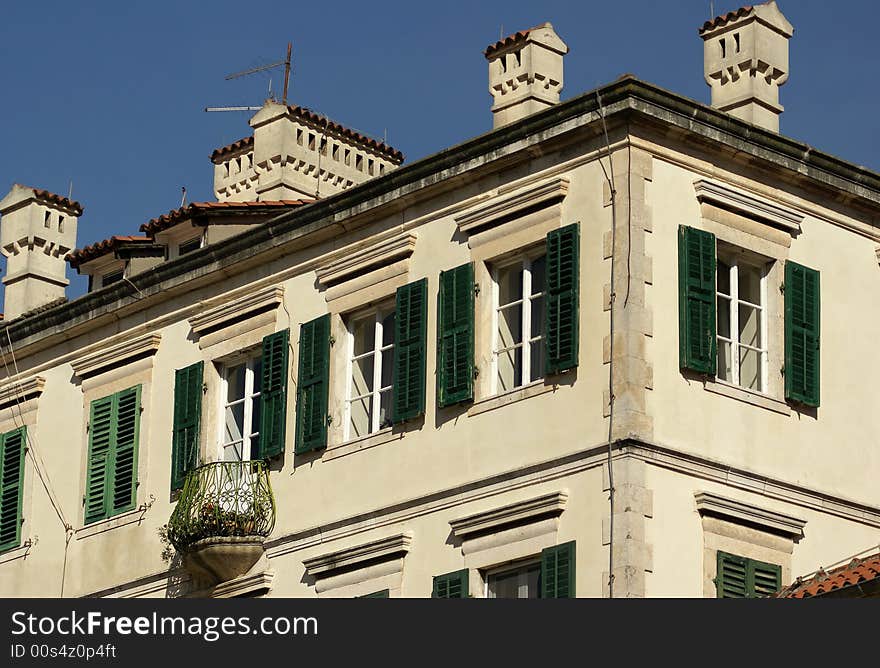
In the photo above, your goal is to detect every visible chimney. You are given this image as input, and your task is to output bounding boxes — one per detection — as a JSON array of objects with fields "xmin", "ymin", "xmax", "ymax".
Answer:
[
  {"xmin": 211, "ymin": 100, "xmax": 404, "ymax": 202},
  {"xmin": 0, "ymin": 184, "xmax": 82, "ymax": 320},
  {"xmin": 485, "ymin": 23, "xmax": 569, "ymax": 129},
  {"xmin": 700, "ymin": 1, "xmax": 793, "ymax": 132}
]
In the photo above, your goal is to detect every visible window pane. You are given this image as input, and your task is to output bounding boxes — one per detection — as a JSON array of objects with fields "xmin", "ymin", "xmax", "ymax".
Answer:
[
  {"xmin": 530, "ymin": 255, "xmax": 546, "ymax": 295},
  {"xmin": 738, "ymin": 304, "xmax": 761, "ymax": 349},
  {"xmin": 530, "ymin": 295, "xmax": 545, "ymax": 339},
  {"xmin": 739, "ymin": 347, "xmax": 762, "ymax": 391},
  {"xmin": 378, "ymin": 389, "xmax": 393, "ymax": 429},
  {"xmin": 497, "ymin": 347, "xmax": 522, "ymax": 392},
  {"xmin": 530, "ymin": 340, "xmax": 545, "ymax": 383},
  {"xmin": 498, "ymin": 265, "xmax": 523, "ymax": 306},
  {"xmin": 250, "ymin": 395, "xmax": 262, "ymax": 438},
  {"xmin": 352, "ymin": 318, "xmax": 375, "ymax": 356},
  {"xmin": 224, "ymin": 441, "xmax": 244, "ymax": 462},
  {"xmin": 738, "ymin": 264, "xmax": 762, "ymax": 304},
  {"xmin": 381, "ymin": 311, "xmax": 395, "ymax": 347},
  {"xmin": 717, "ymin": 296, "xmax": 731, "ymax": 338},
  {"xmin": 349, "ymin": 397, "xmax": 371, "ymax": 438},
  {"xmin": 226, "ymin": 363, "xmax": 246, "ymax": 402},
  {"xmin": 497, "ymin": 303, "xmax": 522, "ymax": 349},
  {"xmin": 380, "ymin": 348, "xmax": 394, "ymax": 389},
  {"xmin": 351, "ymin": 356, "xmax": 374, "ymax": 397},
  {"xmin": 252, "ymin": 358, "xmax": 263, "ymax": 394},
  {"xmin": 717, "ymin": 340, "xmax": 732, "ymax": 382},
  {"xmin": 488, "ymin": 569, "xmax": 521, "ymax": 599},
  {"xmin": 225, "ymin": 402, "xmax": 244, "ymax": 444},
  {"xmin": 523, "ymin": 565, "xmax": 540, "ymax": 599},
  {"xmin": 717, "ymin": 260, "xmax": 731, "ymax": 295},
  {"xmin": 248, "ymin": 435, "xmax": 259, "ymax": 460}
]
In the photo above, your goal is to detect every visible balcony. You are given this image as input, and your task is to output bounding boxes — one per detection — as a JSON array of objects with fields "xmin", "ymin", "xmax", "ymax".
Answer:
[{"xmin": 168, "ymin": 460, "xmax": 276, "ymax": 589}]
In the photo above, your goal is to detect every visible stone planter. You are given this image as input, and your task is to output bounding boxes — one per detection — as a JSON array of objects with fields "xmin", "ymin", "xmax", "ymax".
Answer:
[{"xmin": 183, "ymin": 535, "xmax": 266, "ymax": 587}]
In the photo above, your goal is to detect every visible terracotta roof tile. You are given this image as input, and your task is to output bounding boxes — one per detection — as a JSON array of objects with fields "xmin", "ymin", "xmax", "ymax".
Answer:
[
  {"xmin": 210, "ymin": 136, "xmax": 254, "ymax": 163},
  {"xmin": 14, "ymin": 184, "xmax": 83, "ymax": 215},
  {"xmin": 210, "ymin": 107, "xmax": 404, "ymax": 164},
  {"xmin": 66, "ymin": 236, "xmax": 152, "ymax": 268},
  {"xmin": 139, "ymin": 199, "xmax": 314, "ymax": 235},
  {"xmin": 699, "ymin": 5, "xmax": 755, "ymax": 34},
  {"xmin": 484, "ymin": 22, "xmax": 562, "ymax": 58},
  {"xmin": 777, "ymin": 552, "xmax": 880, "ymax": 598}
]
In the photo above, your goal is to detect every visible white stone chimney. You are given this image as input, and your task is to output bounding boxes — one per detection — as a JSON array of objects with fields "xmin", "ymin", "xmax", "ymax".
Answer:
[
  {"xmin": 0, "ymin": 184, "xmax": 81, "ymax": 319},
  {"xmin": 211, "ymin": 101, "xmax": 404, "ymax": 202},
  {"xmin": 700, "ymin": 1, "xmax": 793, "ymax": 132},
  {"xmin": 485, "ymin": 23, "xmax": 569, "ymax": 129}
]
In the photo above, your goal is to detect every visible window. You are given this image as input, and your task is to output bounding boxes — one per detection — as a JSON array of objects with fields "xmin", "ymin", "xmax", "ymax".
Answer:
[
  {"xmin": 485, "ymin": 560, "xmax": 541, "ymax": 599},
  {"xmin": 345, "ymin": 304, "xmax": 395, "ymax": 440},
  {"xmin": 716, "ymin": 253, "xmax": 768, "ymax": 392},
  {"xmin": 492, "ymin": 252, "xmax": 546, "ymax": 393},
  {"xmin": 102, "ymin": 269, "xmax": 124, "ymax": 287},
  {"xmin": 0, "ymin": 427, "xmax": 26, "ymax": 552},
  {"xmin": 178, "ymin": 236, "xmax": 201, "ymax": 257},
  {"xmin": 482, "ymin": 542, "xmax": 576, "ymax": 599},
  {"xmin": 84, "ymin": 386, "xmax": 141, "ymax": 524},
  {"xmin": 716, "ymin": 551, "xmax": 781, "ymax": 598},
  {"xmin": 220, "ymin": 356, "xmax": 262, "ymax": 462}
]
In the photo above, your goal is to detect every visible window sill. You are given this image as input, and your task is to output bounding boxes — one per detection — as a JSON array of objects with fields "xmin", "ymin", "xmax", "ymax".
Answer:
[
  {"xmin": 75, "ymin": 506, "xmax": 147, "ymax": 540},
  {"xmin": 323, "ymin": 427, "xmax": 404, "ymax": 462},
  {"xmin": 0, "ymin": 541, "xmax": 34, "ymax": 565},
  {"xmin": 468, "ymin": 380, "xmax": 559, "ymax": 418},
  {"xmin": 703, "ymin": 379, "xmax": 791, "ymax": 416}
]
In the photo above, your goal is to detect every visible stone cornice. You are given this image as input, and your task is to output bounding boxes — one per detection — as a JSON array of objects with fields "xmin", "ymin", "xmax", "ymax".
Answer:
[
  {"xmin": 302, "ymin": 532, "xmax": 413, "ymax": 578},
  {"xmin": 449, "ymin": 491, "xmax": 568, "ymax": 539},
  {"xmin": 188, "ymin": 285, "xmax": 284, "ymax": 336},
  {"xmin": 315, "ymin": 232, "xmax": 417, "ymax": 289},
  {"xmin": 71, "ymin": 333, "xmax": 162, "ymax": 379},
  {"xmin": 455, "ymin": 177, "xmax": 569, "ymax": 235},
  {"xmin": 0, "ymin": 375, "xmax": 45, "ymax": 410},
  {"xmin": 694, "ymin": 179, "xmax": 803, "ymax": 233},
  {"xmin": 695, "ymin": 491, "xmax": 807, "ymax": 538}
]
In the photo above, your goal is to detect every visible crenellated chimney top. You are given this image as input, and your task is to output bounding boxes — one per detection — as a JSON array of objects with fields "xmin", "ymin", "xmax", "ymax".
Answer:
[
  {"xmin": 700, "ymin": 1, "xmax": 793, "ymax": 133},
  {"xmin": 485, "ymin": 22, "xmax": 568, "ymax": 129}
]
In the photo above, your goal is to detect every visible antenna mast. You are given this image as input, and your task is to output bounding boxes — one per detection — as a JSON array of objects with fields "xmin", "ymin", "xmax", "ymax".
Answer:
[{"xmin": 223, "ymin": 42, "xmax": 293, "ymax": 105}]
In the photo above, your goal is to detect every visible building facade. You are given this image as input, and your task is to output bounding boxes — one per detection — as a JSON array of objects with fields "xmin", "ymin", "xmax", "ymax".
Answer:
[{"xmin": 0, "ymin": 3, "xmax": 878, "ymax": 598}]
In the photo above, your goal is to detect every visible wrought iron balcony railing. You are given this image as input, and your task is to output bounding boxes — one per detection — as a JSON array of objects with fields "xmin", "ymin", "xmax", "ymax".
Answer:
[{"xmin": 167, "ymin": 460, "xmax": 276, "ymax": 552}]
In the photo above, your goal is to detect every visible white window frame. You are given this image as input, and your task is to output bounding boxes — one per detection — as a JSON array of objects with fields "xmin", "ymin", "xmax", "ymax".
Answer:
[
  {"xmin": 716, "ymin": 254, "xmax": 769, "ymax": 393},
  {"xmin": 343, "ymin": 302, "xmax": 395, "ymax": 442},
  {"xmin": 483, "ymin": 557, "xmax": 542, "ymax": 599},
  {"xmin": 491, "ymin": 251, "xmax": 546, "ymax": 395},
  {"xmin": 217, "ymin": 353, "xmax": 262, "ymax": 462}
]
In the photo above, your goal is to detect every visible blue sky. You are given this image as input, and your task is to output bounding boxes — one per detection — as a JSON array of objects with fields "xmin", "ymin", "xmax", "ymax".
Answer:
[{"xmin": 0, "ymin": 1, "xmax": 876, "ymax": 304}]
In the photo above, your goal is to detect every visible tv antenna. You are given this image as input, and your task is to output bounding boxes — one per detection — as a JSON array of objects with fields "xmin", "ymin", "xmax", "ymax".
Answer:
[{"xmin": 204, "ymin": 42, "xmax": 293, "ymax": 113}]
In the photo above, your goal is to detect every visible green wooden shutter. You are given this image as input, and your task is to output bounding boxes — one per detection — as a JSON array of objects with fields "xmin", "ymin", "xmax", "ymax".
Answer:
[
  {"xmin": 257, "ymin": 328, "xmax": 290, "ymax": 459},
  {"xmin": 752, "ymin": 560, "xmax": 782, "ymax": 598},
  {"xmin": 717, "ymin": 552, "xmax": 780, "ymax": 598},
  {"xmin": 785, "ymin": 261, "xmax": 820, "ymax": 407},
  {"xmin": 85, "ymin": 395, "xmax": 114, "ymax": 523},
  {"xmin": 541, "ymin": 541, "xmax": 576, "ymax": 598},
  {"xmin": 171, "ymin": 361, "xmax": 203, "ymax": 491},
  {"xmin": 392, "ymin": 278, "xmax": 428, "ymax": 423},
  {"xmin": 545, "ymin": 223, "xmax": 580, "ymax": 374},
  {"xmin": 0, "ymin": 427, "xmax": 26, "ymax": 552},
  {"xmin": 678, "ymin": 225, "xmax": 717, "ymax": 374},
  {"xmin": 295, "ymin": 315, "xmax": 330, "ymax": 454},
  {"xmin": 358, "ymin": 589, "xmax": 390, "ymax": 598},
  {"xmin": 111, "ymin": 385, "xmax": 140, "ymax": 515},
  {"xmin": 432, "ymin": 569, "xmax": 469, "ymax": 598},
  {"xmin": 716, "ymin": 551, "xmax": 748, "ymax": 598},
  {"xmin": 437, "ymin": 262, "xmax": 474, "ymax": 407}
]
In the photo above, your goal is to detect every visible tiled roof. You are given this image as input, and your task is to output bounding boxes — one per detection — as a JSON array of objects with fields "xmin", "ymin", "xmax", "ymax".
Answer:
[
  {"xmin": 66, "ymin": 236, "xmax": 152, "ymax": 268},
  {"xmin": 14, "ymin": 184, "xmax": 83, "ymax": 215},
  {"xmin": 777, "ymin": 552, "xmax": 880, "ymax": 598},
  {"xmin": 210, "ymin": 136, "xmax": 254, "ymax": 163},
  {"xmin": 139, "ymin": 199, "xmax": 314, "ymax": 235},
  {"xmin": 699, "ymin": 5, "xmax": 754, "ymax": 34},
  {"xmin": 484, "ymin": 24, "xmax": 548, "ymax": 57},
  {"xmin": 209, "ymin": 107, "xmax": 405, "ymax": 164}
]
